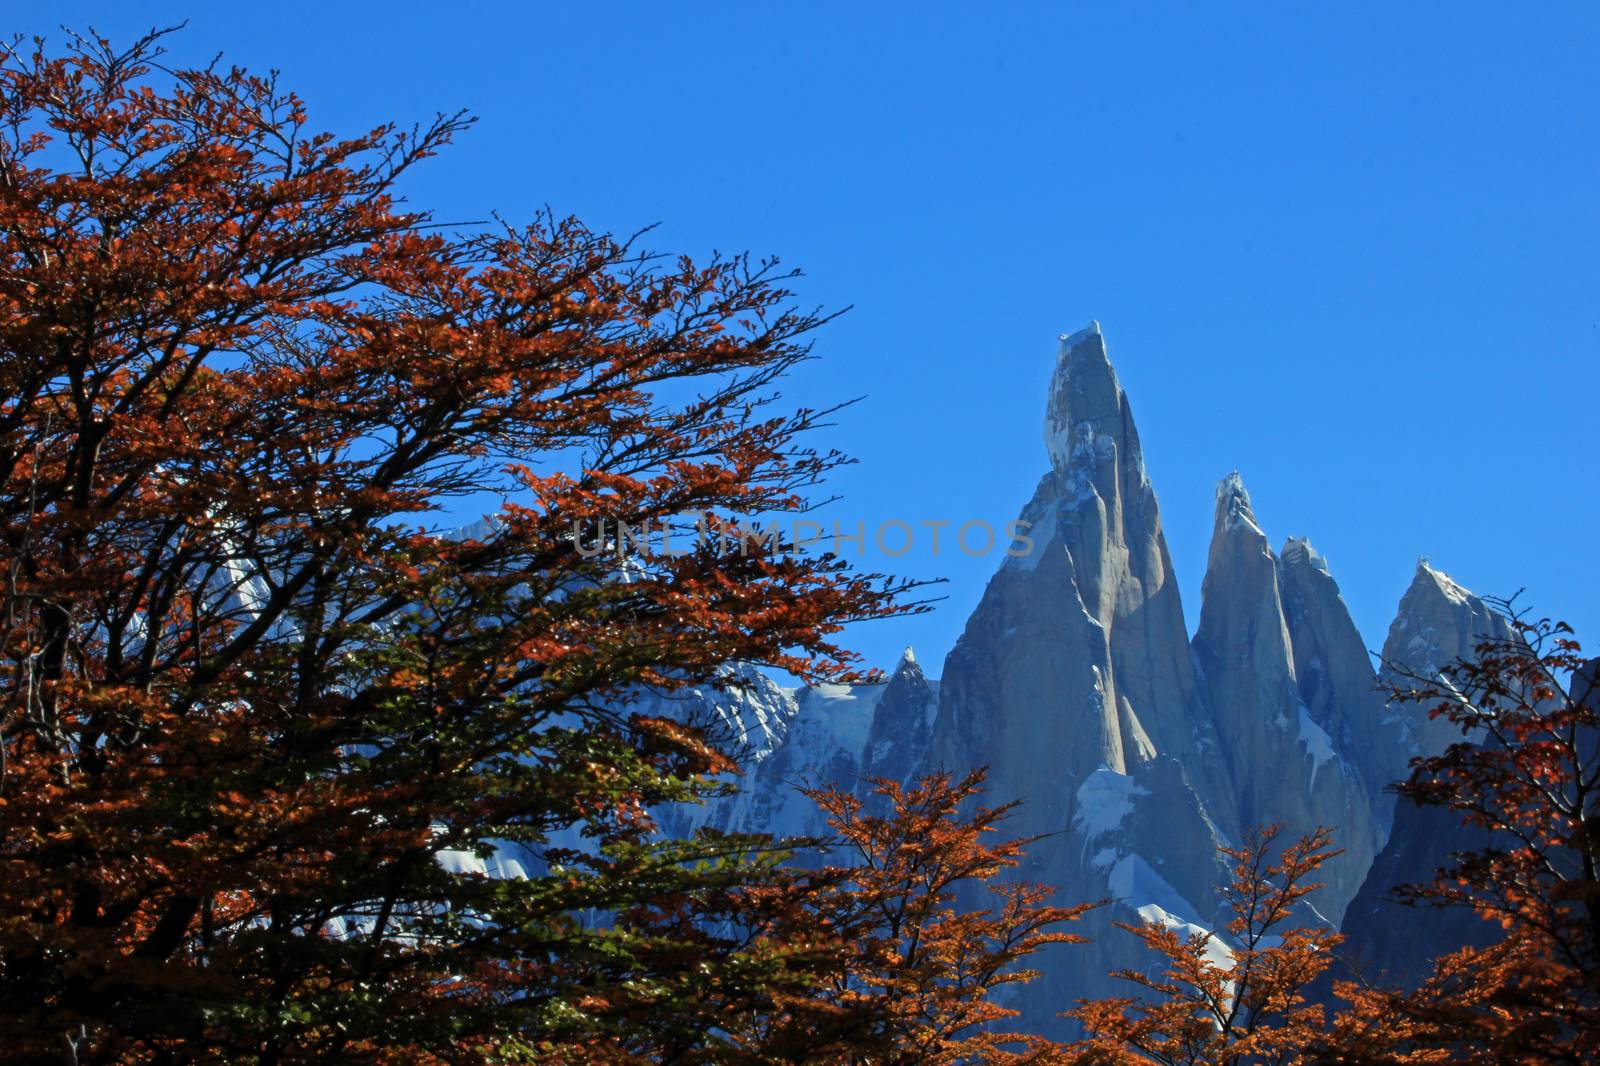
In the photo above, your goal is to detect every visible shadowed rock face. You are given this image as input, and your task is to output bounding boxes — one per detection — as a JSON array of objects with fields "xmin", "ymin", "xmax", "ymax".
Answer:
[
  {"xmin": 1277, "ymin": 536, "xmax": 1397, "ymax": 831},
  {"xmin": 1339, "ymin": 802, "xmax": 1499, "ymax": 987}
]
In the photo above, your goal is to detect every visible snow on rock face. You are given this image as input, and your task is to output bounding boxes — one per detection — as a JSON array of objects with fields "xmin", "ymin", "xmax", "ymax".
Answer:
[
  {"xmin": 1058, "ymin": 320, "xmax": 1104, "ymax": 348},
  {"xmin": 674, "ymin": 651, "xmax": 938, "ymax": 842},
  {"xmin": 710, "ymin": 680, "xmax": 883, "ymax": 840},
  {"xmin": 1001, "ymin": 474, "xmax": 1059, "ymax": 574},
  {"xmin": 630, "ymin": 662, "xmax": 800, "ymax": 766},
  {"xmin": 1416, "ymin": 559, "xmax": 1473, "ymax": 608},
  {"xmin": 1073, "ymin": 766, "xmax": 1150, "ymax": 843},
  {"xmin": 797, "ymin": 682, "xmax": 881, "ymax": 758},
  {"xmin": 435, "ymin": 846, "xmax": 489, "ymax": 878},
  {"xmin": 1296, "ymin": 706, "xmax": 1336, "ymax": 785},
  {"xmin": 1281, "ymin": 535, "xmax": 1330, "ymax": 575},
  {"xmin": 1108, "ymin": 853, "xmax": 1235, "ymax": 971}
]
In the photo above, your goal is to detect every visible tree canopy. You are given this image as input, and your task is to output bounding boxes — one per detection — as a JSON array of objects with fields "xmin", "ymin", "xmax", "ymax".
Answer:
[{"xmin": 0, "ymin": 28, "xmax": 919, "ymax": 1062}]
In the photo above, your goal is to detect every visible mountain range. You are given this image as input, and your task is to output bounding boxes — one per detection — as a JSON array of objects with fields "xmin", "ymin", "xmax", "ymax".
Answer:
[{"xmin": 650, "ymin": 324, "xmax": 1521, "ymax": 1032}]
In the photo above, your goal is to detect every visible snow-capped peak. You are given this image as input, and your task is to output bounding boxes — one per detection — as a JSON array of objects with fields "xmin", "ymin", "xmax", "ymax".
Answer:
[
  {"xmin": 1057, "ymin": 319, "xmax": 1103, "ymax": 347},
  {"xmin": 1044, "ymin": 321, "xmax": 1132, "ymax": 480},
  {"xmin": 1214, "ymin": 471, "xmax": 1263, "ymax": 535},
  {"xmin": 1414, "ymin": 557, "xmax": 1473, "ymax": 607}
]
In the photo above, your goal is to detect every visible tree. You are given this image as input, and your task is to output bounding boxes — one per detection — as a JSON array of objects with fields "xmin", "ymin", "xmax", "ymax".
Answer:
[
  {"xmin": 0, "ymin": 29, "xmax": 917, "ymax": 1063},
  {"xmin": 724, "ymin": 770, "xmax": 1093, "ymax": 1064},
  {"xmin": 1326, "ymin": 612, "xmax": 1600, "ymax": 1065},
  {"xmin": 1069, "ymin": 825, "xmax": 1343, "ymax": 1066}
]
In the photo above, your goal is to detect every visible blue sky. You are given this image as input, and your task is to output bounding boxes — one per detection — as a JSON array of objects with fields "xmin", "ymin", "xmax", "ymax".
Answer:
[{"xmin": 35, "ymin": 3, "xmax": 1599, "ymax": 674}]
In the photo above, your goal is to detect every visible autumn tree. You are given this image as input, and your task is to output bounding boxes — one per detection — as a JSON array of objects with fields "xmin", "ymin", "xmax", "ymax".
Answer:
[
  {"xmin": 1326, "ymin": 612, "xmax": 1600, "ymax": 1065},
  {"xmin": 0, "ymin": 29, "xmax": 919, "ymax": 1063},
  {"xmin": 1069, "ymin": 825, "xmax": 1344, "ymax": 1066},
  {"xmin": 720, "ymin": 769, "xmax": 1092, "ymax": 1064}
]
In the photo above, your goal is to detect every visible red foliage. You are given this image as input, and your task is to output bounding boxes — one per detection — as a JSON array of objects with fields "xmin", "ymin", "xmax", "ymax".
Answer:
[
  {"xmin": 1070, "ymin": 825, "xmax": 1343, "ymax": 1066},
  {"xmin": 0, "ymin": 29, "xmax": 917, "ymax": 1062},
  {"xmin": 725, "ymin": 770, "xmax": 1094, "ymax": 1064}
]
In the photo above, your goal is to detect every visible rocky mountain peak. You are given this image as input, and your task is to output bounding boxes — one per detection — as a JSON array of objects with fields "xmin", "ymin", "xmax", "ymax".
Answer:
[
  {"xmin": 1193, "ymin": 469, "xmax": 1380, "ymax": 921},
  {"xmin": 1412, "ymin": 557, "xmax": 1476, "ymax": 608},
  {"xmin": 861, "ymin": 647, "xmax": 938, "ymax": 786},
  {"xmin": 1197, "ymin": 472, "xmax": 1280, "ymax": 647},
  {"xmin": 1274, "ymin": 533, "xmax": 1398, "ymax": 837},
  {"xmin": 1280, "ymin": 535, "xmax": 1331, "ymax": 575},
  {"xmin": 1343, "ymin": 566, "xmax": 1513, "ymax": 985},
  {"xmin": 1380, "ymin": 559, "xmax": 1514, "ymax": 766},
  {"xmin": 1214, "ymin": 471, "xmax": 1261, "ymax": 534},
  {"xmin": 1043, "ymin": 321, "xmax": 1145, "ymax": 491},
  {"xmin": 1384, "ymin": 560, "xmax": 1507, "ymax": 680}
]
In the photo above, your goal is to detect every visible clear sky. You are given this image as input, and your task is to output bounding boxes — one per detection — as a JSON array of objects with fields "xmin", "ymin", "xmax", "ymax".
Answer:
[{"xmin": 33, "ymin": 2, "xmax": 1600, "ymax": 675}]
